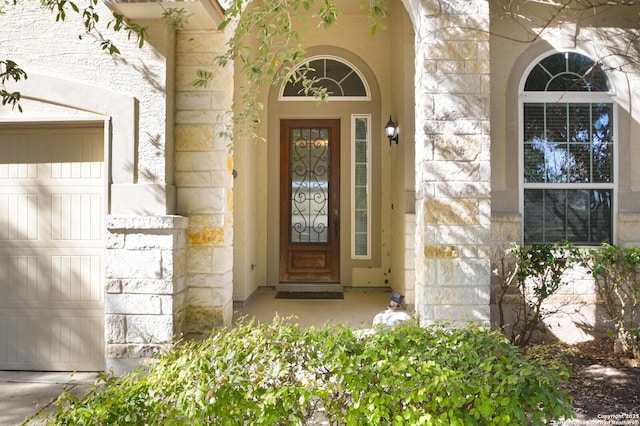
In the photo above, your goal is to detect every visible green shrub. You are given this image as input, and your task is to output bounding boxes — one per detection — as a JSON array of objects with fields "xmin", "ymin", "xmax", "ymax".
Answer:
[
  {"xmin": 320, "ymin": 323, "xmax": 574, "ymax": 425},
  {"xmin": 581, "ymin": 243, "xmax": 640, "ymax": 358},
  {"xmin": 46, "ymin": 320, "xmax": 574, "ymax": 425},
  {"xmin": 494, "ymin": 242, "xmax": 580, "ymax": 347}
]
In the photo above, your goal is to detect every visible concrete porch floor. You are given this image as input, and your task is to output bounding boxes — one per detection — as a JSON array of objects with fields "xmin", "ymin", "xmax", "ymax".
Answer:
[{"xmin": 232, "ymin": 288, "xmax": 394, "ymax": 329}]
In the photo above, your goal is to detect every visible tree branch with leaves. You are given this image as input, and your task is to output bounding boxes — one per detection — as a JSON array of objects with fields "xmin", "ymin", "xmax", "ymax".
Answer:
[
  {"xmin": 492, "ymin": 0, "xmax": 640, "ymax": 44},
  {"xmin": 2, "ymin": 0, "xmax": 390, "ymax": 144},
  {"xmin": 0, "ymin": 60, "xmax": 27, "ymax": 111},
  {"xmin": 191, "ymin": 0, "xmax": 390, "ymax": 142}
]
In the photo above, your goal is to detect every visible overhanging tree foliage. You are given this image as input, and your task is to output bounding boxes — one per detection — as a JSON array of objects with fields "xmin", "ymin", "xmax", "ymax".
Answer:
[
  {"xmin": 492, "ymin": 0, "xmax": 640, "ymax": 72},
  {"xmin": 0, "ymin": 60, "xmax": 27, "ymax": 111},
  {"xmin": 198, "ymin": 0, "xmax": 391, "ymax": 141},
  {"xmin": 1, "ymin": 0, "xmax": 390, "ymax": 144}
]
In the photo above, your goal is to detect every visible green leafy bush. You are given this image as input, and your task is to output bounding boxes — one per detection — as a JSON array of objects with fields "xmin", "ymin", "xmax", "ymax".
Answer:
[
  {"xmin": 581, "ymin": 243, "xmax": 640, "ymax": 358},
  {"xmin": 46, "ymin": 320, "xmax": 574, "ymax": 425},
  {"xmin": 494, "ymin": 242, "xmax": 580, "ymax": 347}
]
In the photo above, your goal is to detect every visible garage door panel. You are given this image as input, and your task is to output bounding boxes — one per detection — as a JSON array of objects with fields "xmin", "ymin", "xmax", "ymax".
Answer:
[
  {"xmin": 0, "ymin": 133, "xmax": 52, "ymax": 166},
  {"xmin": 0, "ymin": 193, "xmax": 39, "ymax": 240},
  {"xmin": 52, "ymin": 193, "xmax": 102, "ymax": 241},
  {"xmin": 51, "ymin": 254, "xmax": 102, "ymax": 303},
  {"xmin": 0, "ymin": 163, "xmax": 38, "ymax": 179},
  {"xmin": 0, "ymin": 255, "xmax": 39, "ymax": 301},
  {"xmin": 0, "ymin": 316, "xmax": 42, "ymax": 365},
  {"xmin": 0, "ymin": 311, "xmax": 104, "ymax": 371},
  {"xmin": 0, "ymin": 127, "xmax": 104, "ymax": 371},
  {"xmin": 50, "ymin": 315, "xmax": 104, "ymax": 366},
  {"xmin": 0, "ymin": 237, "xmax": 102, "ymax": 250},
  {"xmin": 51, "ymin": 132, "xmax": 103, "ymax": 179},
  {"xmin": 1, "ymin": 130, "xmax": 102, "ymax": 182},
  {"xmin": 0, "ymin": 252, "xmax": 102, "ymax": 305}
]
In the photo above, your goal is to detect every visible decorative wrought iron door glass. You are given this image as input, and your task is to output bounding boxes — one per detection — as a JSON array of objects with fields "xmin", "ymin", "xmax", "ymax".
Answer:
[{"xmin": 290, "ymin": 127, "xmax": 330, "ymax": 243}]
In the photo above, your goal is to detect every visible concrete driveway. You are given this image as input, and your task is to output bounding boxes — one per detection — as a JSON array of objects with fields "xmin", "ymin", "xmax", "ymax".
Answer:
[{"xmin": 0, "ymin": 371, "xmax": 98, "ymax": 425}]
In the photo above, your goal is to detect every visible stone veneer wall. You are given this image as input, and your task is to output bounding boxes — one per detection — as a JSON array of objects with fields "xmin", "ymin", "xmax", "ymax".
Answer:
[
  {"xmin": 103, "ymin": 27, "xmax": 236, "ymax": 373},
  {"xmin": 489, "ymin": 213, "xmax": 521, "ymax": 259},
  {"xmin": 175, "ymin": 30, "xmax": 235, "ymax": 334},
  {"xmin": 414, "ymin": 0, "xmax": 492, "ymax": 325},
  {"xmin": 489, "ymin": 212, "xmax": 522, "ymax": 325},
  {"xmin": 104, "ymin": 216, "xmax": 188, "ymax": 374},
  {"xmin": 619, "ymin": 213, "xmax": 640, "ymax": 247}
]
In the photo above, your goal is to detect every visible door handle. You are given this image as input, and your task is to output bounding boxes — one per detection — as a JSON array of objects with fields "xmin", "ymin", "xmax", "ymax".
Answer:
[{"xmin": 333, "ymin": 209, "xmax": 340, "ymax": 239}]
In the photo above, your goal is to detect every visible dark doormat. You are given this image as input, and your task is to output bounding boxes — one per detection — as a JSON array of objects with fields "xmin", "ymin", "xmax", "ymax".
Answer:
[{"xmin": 275, "ymin": 291, "xmax": 344, "ymax": 300}]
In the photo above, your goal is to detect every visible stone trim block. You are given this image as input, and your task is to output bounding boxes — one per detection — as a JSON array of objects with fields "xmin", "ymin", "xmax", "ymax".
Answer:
[
  {"xmin": 122, "ymin": 279, "xmax": 174, "ymax": 295},
  {"xmin": 106, "ymin": 343, "xmax": 165, "ymax": 360},
  {"xmin": 178, "ymin": 188, "xmax": 226, "ymax": 214},
  {"xmin": 423, "ymin": 225, "xmax": 491, "ymax": 245},
  {"xmin": 106, "ymin": 294, "xmax": 173, "ymax": 315},
  {"xmin": 188, "ymin": 227, "xmax": 225, "ymax": 246},
  {"xmin": 176, "ymin": 92, "xmax": 213, "ymax": 111},
  {"xmin": 423, "ymin": 199, "xmax": 480, "ymax": 226},
  {"xmin": 106, "ymin": 215, "xmax": 189, "ymax": 231},
  {"xmin": 176, "ymin": 151, "xmax": 227, "ymax": 172},
  {"xmin": 106, "ymin": 314, "xmax": 126, "ymax": 344},
  {"xmin": 124, "ymin": 232, "xmax": 179, "ymax": 250},
  {"xmin": 176, "ymin": 31, "xmax": 227, "ymax": 54},
  {"xmin": 421, "ymin": 286, "xmax": 490, "ymax": 306},
  {"xmin": 433, "ymin": 304, "xmax": 491, "ymax": 323},
  {"xmin": 126, "ymin": 315, "xmax": 174, "ymax": 343},
  {"xmin": 105, "ymin": 250, "xmax": 162, "ymax": 280},
  {"xmin": 186, "ymin": 271, "xmax": 233, "ymax": 287},
  {"xmin": 424, "ymin": 245, "xmax": 458, "ymax": 258},
  {"xmin": 105, "ymin": 279, "xmax": 123, "ymax": 294}
]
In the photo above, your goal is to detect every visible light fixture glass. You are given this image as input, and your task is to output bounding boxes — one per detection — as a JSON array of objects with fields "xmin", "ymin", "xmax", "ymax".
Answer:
[{"xmin": 384, "ymin": 115, "xmax": 399, "ymax": 145}]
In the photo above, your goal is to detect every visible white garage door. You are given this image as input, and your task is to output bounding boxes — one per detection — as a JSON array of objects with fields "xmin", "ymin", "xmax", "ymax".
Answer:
[{"xmin": 0, "ymin": 126, "xmax": 104, "ymax": 371}]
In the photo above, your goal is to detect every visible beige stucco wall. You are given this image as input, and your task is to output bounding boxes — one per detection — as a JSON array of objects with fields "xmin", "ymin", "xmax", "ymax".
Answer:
[
  {"xmin": 388, "ymin": 0, "xmax": 417, "ymax": 304},
  {"xmin": 231, "ymin": 9, "xmax": 263, "ymax": 301},
  {"xmin": 232, "ymin": 103, "xmax": 261, "ymax": 301}
]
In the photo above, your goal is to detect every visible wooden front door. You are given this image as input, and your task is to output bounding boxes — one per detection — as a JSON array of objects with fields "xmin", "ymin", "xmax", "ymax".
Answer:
[{"xmin": 280, "ymin": 119, "xmax": 340, "ymax": 283}]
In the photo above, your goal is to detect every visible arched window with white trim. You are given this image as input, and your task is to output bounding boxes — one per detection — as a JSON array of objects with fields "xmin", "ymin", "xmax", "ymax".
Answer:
[
  {"xmin": 280, "ymin": 56, "xmax": 370, "ymax": 101},
  {"xmin": 520, "ymin": 51, "xmax": 615, "ymax": 244}
]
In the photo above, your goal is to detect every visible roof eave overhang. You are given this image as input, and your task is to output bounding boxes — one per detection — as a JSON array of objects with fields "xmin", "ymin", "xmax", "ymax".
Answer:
[{"xmin": 104, "ymin": 0, "xmax": 226, "ymax": 30}]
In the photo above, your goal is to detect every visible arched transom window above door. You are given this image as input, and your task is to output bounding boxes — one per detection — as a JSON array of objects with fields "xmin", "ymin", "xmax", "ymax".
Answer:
[{"xmin": 280, "ymin": 56, "xmax": 371, "ymax": 101}]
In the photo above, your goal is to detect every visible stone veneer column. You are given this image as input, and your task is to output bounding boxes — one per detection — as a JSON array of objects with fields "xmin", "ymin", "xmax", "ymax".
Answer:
[
  {"xmin": 104, "ymin": 216, "xmax": 187, "ymax": 374},
  {"xmin": 175, "ymin": 30, "xmax": 235, "ymax": 333},
  {"xmin": 414, "ymin": 0, "xmax": 491, "ymax": 325}
]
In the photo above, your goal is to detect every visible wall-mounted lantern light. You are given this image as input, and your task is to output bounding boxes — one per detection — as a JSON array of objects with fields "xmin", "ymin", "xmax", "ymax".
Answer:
[{"xmin": 385, "ymin": 115, "xmax": 399, "ymax": 145}]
